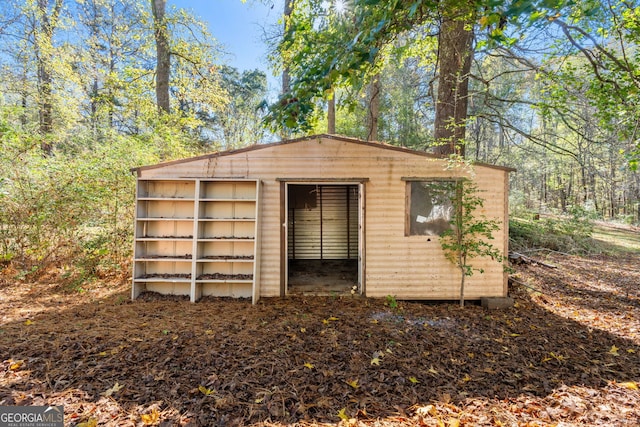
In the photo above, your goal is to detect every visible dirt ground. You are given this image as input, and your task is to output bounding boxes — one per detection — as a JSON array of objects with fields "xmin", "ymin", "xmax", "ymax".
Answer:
[{"xmin": 1, "ymin": 252, "xmax": 639, "ymax": 426}]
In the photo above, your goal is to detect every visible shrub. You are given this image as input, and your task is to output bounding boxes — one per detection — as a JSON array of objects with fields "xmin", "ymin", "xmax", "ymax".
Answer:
[{"xmin": 509, "ymin": 210, "xmax": 595, "ymax": 255}]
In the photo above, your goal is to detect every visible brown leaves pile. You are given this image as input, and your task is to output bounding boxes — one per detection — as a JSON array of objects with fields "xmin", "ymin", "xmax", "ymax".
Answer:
[{"xmin": 0, "ymin": 253, "xmax": 639, "ymax": 426}]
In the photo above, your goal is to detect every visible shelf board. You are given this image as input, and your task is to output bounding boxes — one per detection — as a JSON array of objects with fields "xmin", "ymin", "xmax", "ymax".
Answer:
[
  {"xmin": 197, "ymin": 238, "xmax": 254, "ymax": 242},
  {"xmin": 135, "ymin": 257, "xmax": 193, "ymax": 261},
  {"xmin": 133, "ymin": 277, "xmax": 191, "ymax": 283},
  {"xmin": 196, "ymin": 258, "xmax": 254, "ymax": 263},
  {"xmin": 136, "ymin": 217, "xmax": 194, "ymax": 221},
  {"xmin": 197, "ymin": 218, "xmax": 255, "ymax": 222},
  {"xmin": 138, "ymin": 197, "xmax": 195, "ymax": 201},
  {"xmin": 199, "ymin": 198, "xmax": 256, "ymax": 202},
  {"xmin": 135, "ymin": 237, "xmax": 193, "ymax": 241},
  {"xmin": 195, "ymin": 279, "xmax": 254, "ymax": 284}
]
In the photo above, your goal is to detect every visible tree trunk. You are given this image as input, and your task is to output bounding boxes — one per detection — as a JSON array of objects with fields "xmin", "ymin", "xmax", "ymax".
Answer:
[
  {"xmin": 151, "ymin": 0, "xmax": 170, "ymax": 114},
  {"xmin": 433, "ymin": 8, "xmax": 474, "ymax": 157},
  {"xmin": 35, "ymin": 0, "xmax": 63, "ymax": 156},
  {"xmin": 459, "ymin": 268, "xmax": 466, "ymax": 307},
  {"xmin": 37, "ymin": 61, "xmax": 53, "ymax": 154},
  {"xmin": 281, "ymin": 0, "xmax": 295, "ymax": 139},
  {"xmin": 327, "ymin": 91, "xmax": 335, "ymax": 134},
  {"xmin": 367, "ymin": 75, "xmax": 380, "ymax": 141},
  {"xmin": 282, "ymin": 0, "xmax": 294, "ymax": 95}
]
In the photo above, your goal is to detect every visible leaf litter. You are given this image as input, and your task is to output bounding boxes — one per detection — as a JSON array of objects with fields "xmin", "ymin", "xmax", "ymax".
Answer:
[{"xmin": 0, "ymin": 253, "xmax": 638, "ymax": 426}]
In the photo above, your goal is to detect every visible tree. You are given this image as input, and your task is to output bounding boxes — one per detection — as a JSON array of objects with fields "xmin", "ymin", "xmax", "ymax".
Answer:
[
  {"xmin": 268, "ymin": 1, "xmax": 619, "ymax": 156},
  {"xmin": 30, "ymin": 0, "xmax": 64, "ymax": 155},
  {"xmin": 266, "ymin": 0, "xmax": 487, "ymax": 155},
  {"xmin": 151, "ymin": 0, "xmax": 170, "ymax": 113},
  {"xmin": 433, "ymin": 1, "xmax": 474, "ymax": 156},
  {"xmin": 74, "ymin": 0, "xmax": 149, "ymax": 134},
  {"xmin": 205, "ymin": 66, "xmax": 268, "ymax": 148}
]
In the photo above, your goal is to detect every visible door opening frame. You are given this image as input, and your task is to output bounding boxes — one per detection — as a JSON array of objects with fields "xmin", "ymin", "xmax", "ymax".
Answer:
[{"xmin": 278, "ymin": 178, "xmax": 367, "ymax": 296}]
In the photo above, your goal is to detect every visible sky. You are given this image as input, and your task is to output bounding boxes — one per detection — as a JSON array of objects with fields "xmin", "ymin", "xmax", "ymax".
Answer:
[{"xmin": 171, "ymin": 0, "xmax": 284, "ymax": 75}]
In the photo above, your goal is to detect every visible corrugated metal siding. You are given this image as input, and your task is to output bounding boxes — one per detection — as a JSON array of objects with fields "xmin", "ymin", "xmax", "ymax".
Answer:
[
  {"xmin": 288, "ymin": 185, "xmax": 358, "ymax": 260},
  {"xmin": 138, "ymin": 136, "xmax": 509, "ymax": 300}
]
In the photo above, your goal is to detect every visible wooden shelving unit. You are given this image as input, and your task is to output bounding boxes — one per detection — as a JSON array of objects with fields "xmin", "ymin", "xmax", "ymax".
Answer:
[{"xmin": 132, "ymin": 179, "xmax": 261, "ymax": 303}]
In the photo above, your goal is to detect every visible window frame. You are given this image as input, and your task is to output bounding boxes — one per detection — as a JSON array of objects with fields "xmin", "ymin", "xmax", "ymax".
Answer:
[{"xmin": 403, "ymin": 177, "xmax": 460, "ymax": 237}]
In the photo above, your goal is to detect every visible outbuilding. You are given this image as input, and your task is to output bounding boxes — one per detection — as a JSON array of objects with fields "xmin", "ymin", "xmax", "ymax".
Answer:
[{"xmin": 131, "ymin": 134, "xmax": 513, "ymax": 303}]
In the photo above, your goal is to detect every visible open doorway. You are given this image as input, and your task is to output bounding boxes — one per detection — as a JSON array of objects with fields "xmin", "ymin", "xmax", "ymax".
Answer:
[{"xmin": 286, "ymin": 183, "xmax": 361, "ymax": 295}]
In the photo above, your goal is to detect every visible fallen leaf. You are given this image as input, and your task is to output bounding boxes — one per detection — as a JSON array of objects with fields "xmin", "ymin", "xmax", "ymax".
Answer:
[
  {"xmin": 304, "ymin": 362, "xmax": 315, "ymax": 369},
  {"xmin": 337, "ymin": 407, "xmax": 349, "ymax": 421},
  {"xmin": 24, "ymin": 320, "xmax": 33, "ymax": 326},
  {"xmin": 428, "ymin": 366, "xmax": 438, "ymax": 375},
  {"xmin": 328, "ymin": 316, "xmax": 339, "ymax": 321},
  {"xmin": 140, "ymin": 408, "xmax": 160, "ymax": 425},
  {"xmin": 619, "ymin": 381, "xmax": 638, "ymax": 390},
  {"xmin": 9, "ymin": 360, "xmax": 24, "ymax": 371},
  {"xmin": 300, "ymin": 327, "xmax": 306, "ymax": 333},
  {"xmin": 103, "ymin": 382, "xmax": 124, "ymax": 397},
  {"xmin": 609, "ymin": 345, "xmax": 619, "ymax": 356},
  {"xmin": 346, "ymin": 379, "xmax": 359, "ymax": 389},
  {"xmin": 416, "ymin": 404, "xmax": 438, "ymax": 417},
  {"xmin": 370, "ymin": 357, "xmax": 380, "ymax": 366},
  {"xmin": 76, "ymin": 418, "xmax": 98, "ymax": 427},
  {"xmin": 408, "ymin": 376, "xmax": 419, "ymax": 384},
  {"xmin": 198, "ymin": 385, "xmax": 215, "ymax": 396}
]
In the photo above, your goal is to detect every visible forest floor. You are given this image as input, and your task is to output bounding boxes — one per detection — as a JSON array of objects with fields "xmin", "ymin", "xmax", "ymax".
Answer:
[{"xmin": 1, "ymin": 224, "xmax": 639, "ymax": 426}]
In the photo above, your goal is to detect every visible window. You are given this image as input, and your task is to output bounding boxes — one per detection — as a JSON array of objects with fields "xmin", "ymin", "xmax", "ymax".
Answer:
[{"xmin": 406, "ymin": 180, "xmax": 457, "ymax": 236}]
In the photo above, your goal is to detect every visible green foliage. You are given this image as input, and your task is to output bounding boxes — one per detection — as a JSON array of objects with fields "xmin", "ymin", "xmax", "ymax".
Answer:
[
  {"xmin": 509, "ymin": 210, "xmax": 595, "ymax": 255},
  {"xmin": 0, "ymin": 129, "xmax": 158, "ymax": 279},
  {"xmin": 206, "ymin": 66, "xmax": 269, "ymax": 148},
  {"xmin": 385, "ymin": 295, "xmax": 399, "ymax": 312},
  {"xmin": 267, "ymin": 0, "xmax": 441, "ymax": 133},
  {"xmin": 0, "ymin": 1, "xmax": 274, "ymax": 285}
]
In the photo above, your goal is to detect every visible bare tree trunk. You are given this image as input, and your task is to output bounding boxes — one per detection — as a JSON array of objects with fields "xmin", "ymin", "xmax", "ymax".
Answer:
[
  {"xmin": 37, "ymin": 61, "xmax": 53, "ymax": 145},
  {"xmin": 282, "ymin": 0, "xmax": 294, "ymax": 94},
  {"xmin": 35, "ymin": 0, "xmax": 62, "ymax": 155},
  {"xmin": 459, "ymin": 267, "xmax": 466, "ymax": 307},
  {"xmin": 433, "ymin": 7, "xmax": 474, "ymax": 157},
  {"xmin": 151, "ymin": 0, "xmax": 170, "ymax": 114},
  {"xmin": 327, "ymin": 91, "xmax": 335, "ymax": 134},
  {"xmin": 280, "ymin": 0, "xmax": 295, "ymax": 139},
  {"xmin": 367, "ymin": 75, "xmax": 380, "ymax": 141}
]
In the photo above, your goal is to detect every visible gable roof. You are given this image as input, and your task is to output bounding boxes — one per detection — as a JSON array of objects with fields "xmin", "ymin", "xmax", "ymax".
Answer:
[{"xmin": 131, "ymin": 134, "xmax": 516, "ymax": 174}]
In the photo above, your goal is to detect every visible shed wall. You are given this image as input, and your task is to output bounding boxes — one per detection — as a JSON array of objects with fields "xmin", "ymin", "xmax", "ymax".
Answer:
[{"xmin": 137, "ymin": 137, "xmax": 509, "ymax": 300}]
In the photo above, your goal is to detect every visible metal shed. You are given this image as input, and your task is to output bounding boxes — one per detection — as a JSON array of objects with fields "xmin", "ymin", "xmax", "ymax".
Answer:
[{"xmin": 131, "ymin": 134, "xmax": 514, "ymax": 303}]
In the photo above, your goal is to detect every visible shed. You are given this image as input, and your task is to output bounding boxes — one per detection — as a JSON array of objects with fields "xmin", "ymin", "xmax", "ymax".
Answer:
[{"xmin": 131, "ymin": 134, "xmax": 514, "ymax": 303}]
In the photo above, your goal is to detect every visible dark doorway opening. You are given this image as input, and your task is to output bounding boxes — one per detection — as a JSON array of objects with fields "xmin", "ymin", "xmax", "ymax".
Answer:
[{"xmin": 287, "ymin": 184, "xmax": 359, "ymax": 295}]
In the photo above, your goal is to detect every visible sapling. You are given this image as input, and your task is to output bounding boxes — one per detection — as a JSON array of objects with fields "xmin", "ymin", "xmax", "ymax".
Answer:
[{"xmin": 439, "ymin": 165, "xmax": 504, "ymax": 307}]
